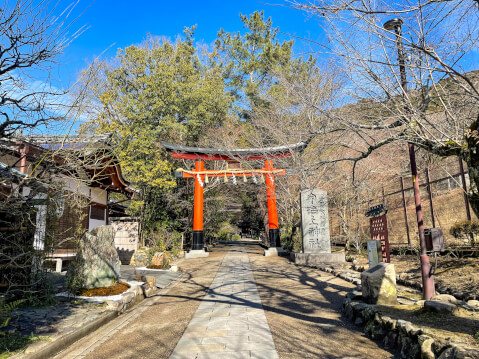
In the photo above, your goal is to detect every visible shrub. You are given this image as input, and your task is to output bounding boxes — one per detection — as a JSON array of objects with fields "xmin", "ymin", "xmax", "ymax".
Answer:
[
  {"xmin": 231, "ymin": 234, "xmax": 241, "ymax": 241},
  {"xmin": 146, "ymin": 226, "xmax": 182, "ymax": 256},
  {"xmin": 0, "ymin": 299, "xmax": 24, "ymax": 330},
  {"xmin": 280, "ymin": 229, "xmax": 293, "ymax": 252},
  {"xmin": 449, "ymin": 220, "xmax": 479, "ymax": 245},
  {"xmin": 217, "ymin": 229, "xmax": 231, "ymax": 241}
]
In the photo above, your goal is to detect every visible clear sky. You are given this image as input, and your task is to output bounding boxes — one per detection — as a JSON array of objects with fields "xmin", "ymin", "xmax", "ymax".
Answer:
[{"xmin": 53, "ymin": 0, "xmax": 324, "ymax": 89}]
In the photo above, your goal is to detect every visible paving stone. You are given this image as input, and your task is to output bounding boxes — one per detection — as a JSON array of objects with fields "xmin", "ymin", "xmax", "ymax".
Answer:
[
  {"xmin": 195, "ymin": 351, "xmax": 252, "ymax": 359},
  {"xmin": 206, "ymin": 323, "xmax": 249, "ymax": 331},
  {"xmin": 207, "ymin": 311, "xmax": 231, "ymax": 317},
  {"xmin": 185, "ymin": 326, "xmax": 208, "ymax": 333},
  {"xmin": 224, "ymin": 330, "xmax": 251, "ymax": 337},
  {"xmin": 173, "ymin": 343, "xmax": 226, "ymax": 353},
  {"xmin": 196, "ymin": 308, "xmax": 215, "ymax": 314},
  {"xmin": 202, "ymin": 336, "xmax": 251, "ymax": 344},
  {"xmin": 169, "ymin": 247, "xmax": 278, "ymax": 358},
  {"xmin": 249, "ymin": 334, "xmax": 274, "ymax": 343},
  {"xmin": 184, "ymin": 330, "xmax": 228, "ymax": 338},
  {"xmin": 250, "ymin": 350, "xmax": 280, "ymax": 359},
  {"xmin": 226, "ymin": 341, "xmax": 276, "ymax": 351},
  {"xmin": 176, "ymin": 337, "xmax": 204, "ymax": 345},
  {"xmin": 226, "ymin": 307, "xmax": 247, "ymax": 314}
]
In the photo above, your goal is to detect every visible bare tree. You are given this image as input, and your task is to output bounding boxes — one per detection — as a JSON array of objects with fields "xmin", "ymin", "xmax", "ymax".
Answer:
[
  {"xmin": 0, "ymin": 0, "xmax": 85, "ymax": 138},
  {"xmin": 282, "ymin": 0, "xmax": 479, "ymax": 215}
]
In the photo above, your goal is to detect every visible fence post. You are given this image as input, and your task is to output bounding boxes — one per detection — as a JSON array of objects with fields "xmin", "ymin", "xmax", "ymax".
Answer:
[
  {"xmin": 400, "ymin": 176, "xmax": 411, "ymax": 246},
  {"xmin": 459, "ymin": 157, "xmax": 472, "ymax": 221},
  {"xmin": 425, "ymin": 168, "xmax": 436, "ymax": 228}
]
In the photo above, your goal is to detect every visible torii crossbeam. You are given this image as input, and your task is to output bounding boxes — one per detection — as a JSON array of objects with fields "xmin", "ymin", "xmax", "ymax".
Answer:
[{"xmin": 162, "ymin": 141, "xmax": 306, "ymax": 256}]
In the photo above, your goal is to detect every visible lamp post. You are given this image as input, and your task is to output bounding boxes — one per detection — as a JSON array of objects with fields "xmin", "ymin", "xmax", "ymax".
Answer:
[{"xmin": 383, "ymin": 18, "xmax": 435, "ymax": 300}]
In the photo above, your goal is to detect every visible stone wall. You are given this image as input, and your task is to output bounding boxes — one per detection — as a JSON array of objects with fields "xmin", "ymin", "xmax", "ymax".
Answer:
[
  {"xmin": 112, "ymin": 221, "xmax": 139, "ymax": 264},
  {"xmin": 343, "ymin": 297, "xmax": 479, "ymax": 359}
]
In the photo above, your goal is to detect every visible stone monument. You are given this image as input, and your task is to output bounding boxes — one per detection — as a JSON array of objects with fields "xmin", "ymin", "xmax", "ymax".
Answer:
[
  {"xmin": 367, "ymin": 240, "xmax": 382, "ymax": 268},
  {"xmin": 67, "ymin": 225, "xmax": 121, "ymax": 289},
  {"xmin": 295, "ymin": 189, "xmax": 345, "ymax": 265}
]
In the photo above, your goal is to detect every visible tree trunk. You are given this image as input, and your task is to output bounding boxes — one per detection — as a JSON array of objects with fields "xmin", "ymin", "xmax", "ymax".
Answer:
[{"xmin": 465, "ymin": 115, "xmax": 479, "ymax": 218}]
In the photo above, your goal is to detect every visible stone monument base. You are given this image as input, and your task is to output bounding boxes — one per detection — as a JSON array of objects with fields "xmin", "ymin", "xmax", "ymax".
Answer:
[
  {"xmin": 185, "ymin": 249, "xmax": 210, "ymax": 259},
  {"xmin": 361, "ymin": 262, "xmax": 397, "ymax": 305},
  {"xmin": 264, "ymin": 247, "xmax": 287, "ymax": 257},
  {"xmin": 295, "ymin": 252, "xmax": 346, "ymax": 265}
]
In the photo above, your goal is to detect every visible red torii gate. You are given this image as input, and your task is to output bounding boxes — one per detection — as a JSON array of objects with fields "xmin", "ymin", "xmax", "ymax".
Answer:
[{"xmin": 162, "ymin": 141, "xmax": 306, "ymax": 255}]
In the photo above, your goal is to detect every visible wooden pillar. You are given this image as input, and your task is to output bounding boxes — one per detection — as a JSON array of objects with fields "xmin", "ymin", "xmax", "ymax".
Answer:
[
  {"xmin": 425, "ymin": 168, "xmax": 436, "ymax": 228},
  {"xmin": 400, "ymin": 176, "xmax": 411, "ymax": 247},
  {"xmin": 409, "ymin": 143, "xmax": 435, "ymax": 300},
  {"xmin": 265, "ymin": 160, "xmax": 280, "ymax": 247},
  {"xmin": 192, "ymin": 160, "xmax": 205, "ymax": 250},
  {"xmin": 459, "ymin": 157, "xmax": 472, "ymax": 221},
  {"xmin": 19, "ymin": 143, "xmax": 29, "ymax": 174}
]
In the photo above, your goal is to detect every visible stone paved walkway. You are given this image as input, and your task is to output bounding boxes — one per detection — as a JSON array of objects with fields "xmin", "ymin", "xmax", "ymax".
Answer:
[
  {"xmin": 6, "ymin": 299, "xmax": 110, "ymax": 338},
  {"xmin": 170, "ymin": 246, "xmax": 278, "ymax": 359},
  {"xmin": 120, "ymin": 265, "xmax": 181, "ymax": 288},
  {"xmin": 52, "ymin": 242, "xmax": 395, "ymax": 359}
]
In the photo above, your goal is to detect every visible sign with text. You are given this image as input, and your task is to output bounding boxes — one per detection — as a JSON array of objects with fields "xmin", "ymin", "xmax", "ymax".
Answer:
[
  {"xmin": 367, "ymin": 240, "xmax": 382, "ymax": 268},
  {"xmin": 370, "ymin": 214, "xmax": 390, "ymax": 263},
  {"xmin": 301, "ymin": 189, "xmax": 331, "ymax": 253}
]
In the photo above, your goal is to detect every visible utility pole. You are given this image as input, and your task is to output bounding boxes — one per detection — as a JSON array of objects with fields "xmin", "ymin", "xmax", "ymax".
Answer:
[{"xmin": 383, "ymin": 18, "xmax": 435, "ymax": 300}]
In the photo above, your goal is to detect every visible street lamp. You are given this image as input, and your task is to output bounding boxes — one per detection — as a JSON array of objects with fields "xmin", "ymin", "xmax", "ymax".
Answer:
[{"xmin": 383, "ymin": 18, "xmax": 435, "ymax": 300}]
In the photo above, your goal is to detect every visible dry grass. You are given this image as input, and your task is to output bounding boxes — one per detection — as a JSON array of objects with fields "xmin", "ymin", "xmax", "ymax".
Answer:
[
  {"xmin": 331, "ymin": 188, "xmax": 478, "ymax": 247},
  {"xmin": 79, "ymin": 282, "xmax": 130, "ymax": 297},
  {"xmin": 378, "ymin": 304, "xmax": 479, "ymax": 348},
  {"xmin": 354, "ymin": 254, "xmax": 479, "ymax": 299},
  {"xmin": 386, "ymin": 188, "xmax": 477, "ymax": 246}
]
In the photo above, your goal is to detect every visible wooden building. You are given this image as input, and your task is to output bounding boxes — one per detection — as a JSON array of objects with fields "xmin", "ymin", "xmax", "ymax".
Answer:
[{"xmin": 0, "ymin": 134, "xmax": 136, "ymax": 270}]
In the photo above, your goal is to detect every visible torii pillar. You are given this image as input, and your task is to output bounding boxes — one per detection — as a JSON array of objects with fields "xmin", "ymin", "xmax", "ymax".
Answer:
[
  {"xmin": 186, "ymin": 160, "xmax": 209, "ymax": 259},
  {"xmin": 265, "ymin": 160, "xmax": 280, "ymax": 247},
  {"xmin": 263, "ymin": 159, "xmax": 286, "ymax": 256},
  {"xmin": 161, "ymin": 140, "xmax": 308, "ymax": 258}
]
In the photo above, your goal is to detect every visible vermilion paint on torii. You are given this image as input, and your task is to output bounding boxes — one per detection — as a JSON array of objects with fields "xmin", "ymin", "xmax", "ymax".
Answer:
[{"xmin": 162, "ymin": 141, "xmax": 307, "ymax": 250}]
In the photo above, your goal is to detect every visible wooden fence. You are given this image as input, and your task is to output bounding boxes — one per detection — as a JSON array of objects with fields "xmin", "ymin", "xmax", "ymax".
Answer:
[{"xmin": 330, "ymin": 157, "xmax": 475, "ymax": 248}]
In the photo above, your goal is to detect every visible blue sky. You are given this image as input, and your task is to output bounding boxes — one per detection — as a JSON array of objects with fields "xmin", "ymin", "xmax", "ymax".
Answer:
[{"xmin": 53, "ymin": 0, "xmax": 324, "ymax": 89}]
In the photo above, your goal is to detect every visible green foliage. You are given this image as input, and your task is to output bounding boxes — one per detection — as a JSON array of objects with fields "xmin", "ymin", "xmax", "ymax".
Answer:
[
  {"xmin": 217, "ymin": 11, "xmax": 291, "ymax": 109},
  {"xmin": 217, "ymin": 229, "xmax": 232, "ymax": 241},
  {"xmin": 216, "ymin": 222, "xmax": 240, "ymax": 241},
  {"xmin": 280, "ymin": 230, "xmax": 292, "ymax": 251},
  {"xmin": 279, "ymin": 226, "xmax": 302, "ymax": 252},
  {"xmin": 398, "ymin": 246, "xmax": 408, "ymax": 256},
  {"xmin": 66, "ymin": 258, "xmax": 86, "ymax": 296},
  {"xmin": 0, "ymin": 198, "xmax": 36, "ymax": 298},
  {"xmin": 88, "ymin": 29, "xmax": 231, "ymax": 189},
  {"xmin": 0, "ymin": 300, "xmax": 47, "ymax": 359},
  {"xmin": 231, "ymin": 234, "xmax": 241, "ymax": 241},
  {"xmin": 449, "ymin": 220, "xmax": 479, "ymax": 245},
  {"xmin": 0, "ymin": 300, "xmax": 24, "ymax": 330},
  {"xmin": 85, "ymin": 28, "xmax": 233, "ymax": 237},
  {"xmin": 474, "ymin": 330, "xmax": 479, "ymax": 344},
  {"xmin": 203, "ymin": 188, "xmax": 231, "ymax": 245},
  {"xmin": 215, "ymin": 11, "xmax": 317, "ymax": 122},
  {"xmin": 0, "ymin": 332, "xmax": 49, "ymax": 358},
  {"xmin": 24, "ymin": 272, "xmax": 57, "ymax": 308},
  {"xmin": 146, "ymin": 226, "xmax": 182, "ymax": 256},
  {"xmin": 237, "ymin": 191, "xmax": 264, "ymax": 233}
]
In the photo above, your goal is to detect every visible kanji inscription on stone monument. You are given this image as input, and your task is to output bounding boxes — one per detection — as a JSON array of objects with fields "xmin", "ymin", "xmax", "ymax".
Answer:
[{"xmin": 301, "ymin": 189, "xmax": 331, "ymax": 253}]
